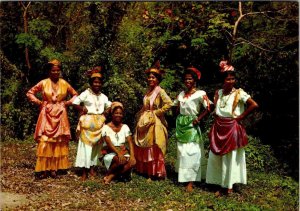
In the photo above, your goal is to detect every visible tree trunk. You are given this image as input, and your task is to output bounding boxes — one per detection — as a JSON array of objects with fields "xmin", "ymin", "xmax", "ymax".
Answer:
[{"xmin": 21, "ymin": 2, "xmax": 32, "ymax": 72}]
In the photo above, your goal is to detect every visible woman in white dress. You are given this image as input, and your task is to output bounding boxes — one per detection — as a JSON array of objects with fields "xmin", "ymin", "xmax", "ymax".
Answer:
[
  {"xmin": 173, "ymin": 67, "xmax": 211, "ymax": 192},
  {"xmin": 206, "ymin": 60, "xmax": 258, "ymax": 195},
  {"xmin": 102, "ymin": 102, "xmax": 136, "ymax": 184},
  {"xmin": 73, "ymin": 66, "xmax": 111, "ymax": 181}
]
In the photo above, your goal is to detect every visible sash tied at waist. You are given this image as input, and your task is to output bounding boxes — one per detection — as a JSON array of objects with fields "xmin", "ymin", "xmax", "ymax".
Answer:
[{"xmin": 209, "ymin": 116, "xmax": 248, "ymax": 155}]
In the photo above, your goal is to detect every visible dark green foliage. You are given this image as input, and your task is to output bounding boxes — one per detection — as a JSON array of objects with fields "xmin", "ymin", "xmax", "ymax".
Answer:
[
  {"xmin": 1, "ymin": 50, "xmax": 37, "ymax": 140},
  {"xmin": 245, "ymin": 136, "xmax": 281, "ymax": 173}
]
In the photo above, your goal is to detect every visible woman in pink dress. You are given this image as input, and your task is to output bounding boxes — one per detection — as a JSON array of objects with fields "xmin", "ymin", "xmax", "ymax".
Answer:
[{"xmin": 26, "ymin": 59, "xmax": 78, "ymax": 179}]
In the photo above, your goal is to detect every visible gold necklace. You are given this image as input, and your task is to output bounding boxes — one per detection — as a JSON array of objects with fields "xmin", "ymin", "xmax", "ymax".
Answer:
[
  {"xmin": 51, "ymin": 80, "xmax": 59, "ymax": 102},
  {"xmin": 89, "ymin": 88, "xmax": 101, "ymax": 112},
  {"xmin": 219, "ymin": 88, "xmax": 235, "ymax": 108},
  {"xmin": 184, "ymin": 88, "xmax": 197, "ymax": 98},
  {"xmin": 94, "ymin": 95, "xmax": 101, "ymax": 112}
]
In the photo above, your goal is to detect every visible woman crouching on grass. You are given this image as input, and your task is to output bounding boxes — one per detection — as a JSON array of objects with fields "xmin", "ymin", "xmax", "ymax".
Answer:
[{"xmin": 102, "ymin": 102, "xmax": 136, "ymax": 184}]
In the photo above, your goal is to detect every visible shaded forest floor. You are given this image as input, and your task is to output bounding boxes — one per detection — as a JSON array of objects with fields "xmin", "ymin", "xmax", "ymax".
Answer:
[{"xmin": 0, "ymin": 140, "xmax": 299, "ymax": 210}]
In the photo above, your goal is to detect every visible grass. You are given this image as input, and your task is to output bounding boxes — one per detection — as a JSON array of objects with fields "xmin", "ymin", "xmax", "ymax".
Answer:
[{"xmin": 0, "ymin": 136, "xmax": 299, "ymax": 210}]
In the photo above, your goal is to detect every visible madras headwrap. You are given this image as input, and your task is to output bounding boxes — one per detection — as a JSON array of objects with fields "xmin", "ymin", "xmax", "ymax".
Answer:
[
  {"xmin": 111, "ymin": 101, "xmax": 124, "ymax": 111},
  {"xmin": 219, "ymin": 60, "xmax": 235, "ymax": 72},
  {"xmin": 48, "ymin": 59, "xmax": 61, "ymax": 67}
]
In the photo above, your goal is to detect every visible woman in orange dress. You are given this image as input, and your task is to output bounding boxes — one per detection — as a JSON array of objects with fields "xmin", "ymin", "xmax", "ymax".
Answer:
[
  {"xmin": 134, "ymin": 61, "xmax": 172, "ymax": 180},
  {"xmin": 26, "ymin": 59, "xmax": 78, "ymax": 179}
]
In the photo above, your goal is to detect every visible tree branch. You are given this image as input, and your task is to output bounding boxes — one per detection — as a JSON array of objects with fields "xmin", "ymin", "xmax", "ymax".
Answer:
[
  {"xmin": 19, "ymin": 1, "xmax": 32, "ymax": 72},
  {"xmin": 235, "ymin": 37, "xmax": 277, "ymax": 52}
]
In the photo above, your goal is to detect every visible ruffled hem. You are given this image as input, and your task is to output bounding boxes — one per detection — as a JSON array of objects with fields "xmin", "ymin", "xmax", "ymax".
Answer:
[
  {"xmin": 36, "ymin": 140, "xmax": 69, "ymax": 157},
  {"xmin": 134, "ymin": 144, "xmax": 166, "ymax": 178},
  {"xmin": 35, "ymin": 156, "xmax": 69, "ymax": 172},
  {"xmin": 35, "ymin": 137, "xmax": 69, "ymax": 172}
]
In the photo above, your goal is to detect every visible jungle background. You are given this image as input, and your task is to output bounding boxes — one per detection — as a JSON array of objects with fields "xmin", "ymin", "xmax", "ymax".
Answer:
[{"xmin": 1, "ymin": 1, "xmax": 299, "ymax": 210}]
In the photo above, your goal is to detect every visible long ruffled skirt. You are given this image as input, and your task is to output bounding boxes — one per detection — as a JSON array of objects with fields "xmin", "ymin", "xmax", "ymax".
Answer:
[
  {"xmin": 134, "ymin": 144, "xmax": 166, "ymax": 178},
  {"xmin": 35, "ymin": 135, "xmax": 69, "ymax": 172},
  {"xmin": 34, "ymin": 102, "xmax": 71, "ymax": 172},
  {"xmin": 134, "ymin": 111, "xmax": 168, "ymax": 178}
]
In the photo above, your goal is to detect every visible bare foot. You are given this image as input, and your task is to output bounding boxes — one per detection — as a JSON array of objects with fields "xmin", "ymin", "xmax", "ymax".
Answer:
[
  {"xmin": 50, "ymin": 171, "xmax": 57, "ymax": 179},
  {"xmin": 215, "ymin": 190, "xmax": 221, "ymax": 197},
  {"xmin": 81, "ymin": 173, "xmax": 87, "ymax": 181},
  {"xmin": 186, "ymin": 182, "xmax": 193, "ymax": 192},
  {"xmin": 39, "ymin": 171, "xmax": 48, "ymax": 179},
  {"xmin": 89, "ymin": 168, "xmax": 96, "ymax": 177},
  {"xmin": 103, "ymin": 175, "xmax": 113, "ymax": 185},
  {"xmin": 227, "ymin": 188, "xmax": 233, "ymax": 194}
]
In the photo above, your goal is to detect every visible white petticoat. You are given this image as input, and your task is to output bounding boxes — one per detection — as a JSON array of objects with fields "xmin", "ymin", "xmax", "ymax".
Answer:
[
  {"xmin": 75, "ymin": 140, "xmax": 100, "ymax": 168},
  {"xmin": 176, "ymin": 142, "xmax": 207, "ymax": 182},
  {"xmin": 206, "ymin": 148, "xmax": 247, "ymax": 189}
]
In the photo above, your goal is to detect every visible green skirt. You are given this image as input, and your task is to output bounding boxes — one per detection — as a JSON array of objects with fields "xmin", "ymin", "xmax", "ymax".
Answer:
[{"xmin": 175, "ymin": 114, "xmax": 202, "ymax": 144}]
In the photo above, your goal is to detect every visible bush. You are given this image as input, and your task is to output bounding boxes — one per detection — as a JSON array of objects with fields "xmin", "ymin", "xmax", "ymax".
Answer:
[{"xmin": 246, "ymin": 136, "xmax": 281, "ymax": 173}]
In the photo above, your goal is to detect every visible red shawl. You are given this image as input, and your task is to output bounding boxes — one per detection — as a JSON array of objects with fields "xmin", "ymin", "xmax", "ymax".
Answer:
[{"xmin": 209, "ymin": 116, "xmax": 248, "ymax": 155}]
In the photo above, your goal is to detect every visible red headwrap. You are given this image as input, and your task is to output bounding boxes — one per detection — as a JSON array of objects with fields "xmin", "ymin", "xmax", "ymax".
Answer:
[
  {"xmin": 187, "ymin": 67, "xmax": 201, "ymax": 80},
  {"xmin": 219, "ymin": 60, "xmax": 234, "ymax": 72}
]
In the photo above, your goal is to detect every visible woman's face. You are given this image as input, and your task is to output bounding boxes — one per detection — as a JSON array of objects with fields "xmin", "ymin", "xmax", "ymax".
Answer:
[
  {"xmin": 112, "ymin": 107, "xmax": 123, "ymax": 123},
  {"xmin": 147, "ymin": 73, "xmax": 159, "ymax": 88},
  {"xmin": 184, "ymin": 73, "xmax": 195, "ymax": 90},
  {"xmin": 49, "ymin": 66, "xmax": 61, "ymax": 81},
  {"xmin": 91, "ymin": 77, "xmax": 102, "ymax": 93},
  {"xmin": 223, "ymin": 74, "xmax": 236, "ymax": 91}
]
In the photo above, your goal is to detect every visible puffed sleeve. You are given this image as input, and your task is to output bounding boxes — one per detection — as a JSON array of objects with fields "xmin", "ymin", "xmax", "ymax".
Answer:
[
  {"xmin": 65, "ymin": 83, "xmax": 78, "ymax": 105},
  {"xmin": 200, "ymin": 91, "xmax": 211, "ymax": 111},
  {"xmin": 239, "ymin": 89, "xmax": 251, "ymax": 103},
  {"xmin": 154, "ymin": 89, "xmax": 172, "ymax": 116},
  {"xmin": 101, "ymin": 125, "xmax": 108, "ymax": 137},
  {"xmin": 124, "ymin": 124, "xmax": 132, "ymax": 137},
  {"xmin": 26, "ymin": 80, "xmax": 43, "ymax": 105},
  {"xmin": 73, "ymin": 90, "xmax": 86, "ymax": 105},
  {"xmin": 104, "ymin": 96, "xmax": 112, "ymax": 109}
]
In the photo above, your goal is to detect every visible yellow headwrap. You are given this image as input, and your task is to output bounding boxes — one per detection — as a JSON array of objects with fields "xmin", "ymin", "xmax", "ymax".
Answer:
[
  {"xmin": 111, "ymin": 101, "xmax": 124, "ymax": 112},
  {"xmin": 48, "ymin": 59, "xmax": 61, "ymax": 67}
]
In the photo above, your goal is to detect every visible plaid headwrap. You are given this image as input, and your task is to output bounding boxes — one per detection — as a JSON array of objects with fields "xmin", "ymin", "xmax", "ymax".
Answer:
[{"xmin": 219, "ymin": 60, "xmax": 234, "ymax": 72}]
